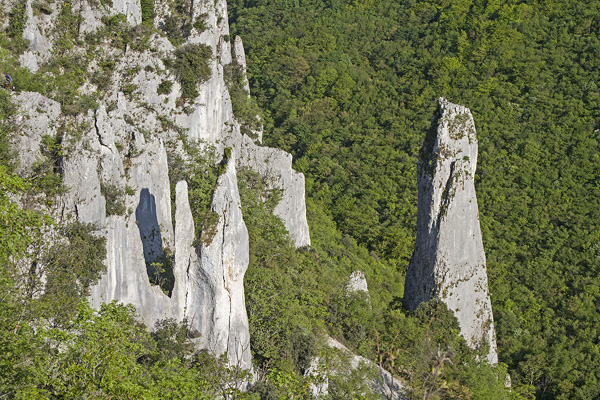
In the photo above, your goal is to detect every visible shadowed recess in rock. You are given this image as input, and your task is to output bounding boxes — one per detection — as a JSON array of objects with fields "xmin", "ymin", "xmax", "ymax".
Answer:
[{"xmin": 136, "ymin": 188, "xmax": 174, "ymax": 296}]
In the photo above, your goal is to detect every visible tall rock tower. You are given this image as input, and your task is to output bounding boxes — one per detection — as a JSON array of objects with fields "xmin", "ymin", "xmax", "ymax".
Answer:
[{"xmin": 404, "ymin": 98, "xmax": 498, "ymax": 364}]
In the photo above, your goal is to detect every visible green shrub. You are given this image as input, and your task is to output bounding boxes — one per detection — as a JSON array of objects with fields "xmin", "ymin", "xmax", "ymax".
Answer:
[
  {"xmin": 140, "ymin": 0, "xmax": 154, "ymax": 26},
  {"xmin": 100, "ymin": 182, "xmax": 126, "ymax": 216},
  {"xmin": 8, "ymin": 0, "xmax": 27, "ymax": 38},
  {"xmin": 54, "ymin": 2, "xmax": 83, "ymax": 53},
  {"xmin": 96, "ymin": 14, "xmax": 151, "ymax": 52},
  {"xmin": 32, "ymin": 1, "xmax": 52, "ymax": 16},
  {"xmin": 125, "ymin": 185, "xmax": 136, "ymax": 196},
  {"xmin": 32, "ymin": 134, "xmax": 67, "ymax": 199},
  {"xmin": 248, "ymin": 381, "xmax": 284, "ymax": 400},
  {"xmin": 216, "ymin": 147, "xmax": 232, "ymax": 176},
  {"xmin": 194, "ymin": 14, "xmax": 208, "ymax": 33},
  {"xmin": 89, "ymin": 0, "xmax": 113, "ymax": 7},
  {"xmin": 44, "ymin": 53, "xmax": 89, "ymax": 114},
  {"xmin": 172, "ymin": 43, "xmax": 212, "ymax": 100},
  {"xmin": 40, "ymin": 221, "xmax": 107, "ymax": 324},
  {"xmin": 76, "ymin": 93, "xmax": 99, "ymax": 113},
  {"xmin": 90, "ymin": 66, "xmax": 113, "ymax": 92},
  {"xmin": 0, "ymin": 91, "xmax": 18, "ymax": 169},
  {"xmin": 161, "ymin": 0, "xmax": 193, "ymax": 46},
  {"xmin": 101, "ymin": 13, "xmax": 127, "ymax": 29},
  {"xmin": 327, "ymin": 291, "xmax": 374, "ymax": 354},
  {"xmin": 149, "ymin": 318, "xmax": 194, "ymax": 363},
  {"xmin": 122, "ymin": 83, "xmax": 137, "ymax": 97},
  {"xmin": 290, "ymin": 331, "xmax": 316, "ymax": 374},
  {"xmin": 162, "ymin": 16, "xmax": 184, "ymax": 47},
  {"xmin": 149, "ymin": 248, "xmax": 175, "ymax": 296},
  {"xmin": 157, "ymin": 79, "xmax": 173, "ymax": 95}
]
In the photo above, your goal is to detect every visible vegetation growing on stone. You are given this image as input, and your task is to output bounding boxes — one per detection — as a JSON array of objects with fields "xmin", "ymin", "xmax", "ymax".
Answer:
[
  {"xmin": 100, "ymin": 181, "xmax": 127, "ymax": 216},
  {"xmin": 166, "ymin": 138, "xmax": 220, "ymax": 247},
  {"xmin": 0, "ymin": 0, "xmax": 597, "ymax": 397},
  {"xmin": 162, "ymin": 0, "xmax": 193, "ymax": 46},
  {"xmin": 224, "ymin": 61, "xmax": 262, "ymax": 138},
  {"xmin": 8, "ymin": 0, "xmax": 27, "ymax": 39},
  {"xmin": 149, "ymin": 247, "xmax": 175, "ymax": 296},
  {"xmin": 141, "ymin": 0, "xmax": 155, "ymax": 26},
  {"xmin": 31, "ymin": 134, "xmax": 67, "ymax": 199},
  {"xmin": 157, "ymin": 79, "xmax": 173, "ymax": 95},
  {"xmin": 54, "ymin": 1, "xmax": 83, "ymax": 53},
  {"xmin": 194, "ymin": 13, "xmax": 209, "ymax": 33},
  {"xmin": 236, "ymin": 165, "xmax": 507, "ymax": 397},
  {"xmin": 170, "ymin": 43, "xmax": 212, "ymax": 100}
]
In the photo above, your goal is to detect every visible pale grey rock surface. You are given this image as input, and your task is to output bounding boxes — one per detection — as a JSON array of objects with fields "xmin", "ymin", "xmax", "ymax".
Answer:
[
  {"xmin": 233, "ymin": 36, "xmax": 251, "ymax": 94},
  {"xmin": 403, "ymin": 98, "xmax": 498, "ymax": 364},
  {"xmin": 307, "ymin": 337, "xmax": 407, "ymax": 400},
  {"xmin": 79, "ymin": 0, "xmax": 105, "ymax": 35},
  {"xmin": 232, "ymin": 35, "xmax": 263, "ymax": 143},
  {"xmin": 19, "ymin": 51, "xmax": 38, "ymax": 72},
  {"xmin": 13, "ymin": 92, "xmax": 61, "ymax": 173},
  {"xmin": 112, "ymin": 0, "xmax": 141, "ymax": 25},
  {"xmin": 21, "ymin": 0, "xmax": 53, "ymax": 68},
  {"xmin": 347, "ymin": 271, "xmax": 369, "ymax": 294},
  {"xmin": 192, "ymin": 154, "xmax": 252, "ymax": 368},
  {"xmin": 13, "ymin": 0, "xmax": 310, "ymax": 371},
  {"xmin": 225, "ymin": 132, "xmax": 311, "ymax": 247}
]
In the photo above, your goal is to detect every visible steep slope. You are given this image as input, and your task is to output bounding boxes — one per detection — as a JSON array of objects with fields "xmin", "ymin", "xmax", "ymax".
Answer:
[
  {"xmin": 9, "ymin": 0, "xmax": 309, "ymax": 368},
  {"xmin": 404, "ymin": 98, "xmax": 498, "ymax": 364}
]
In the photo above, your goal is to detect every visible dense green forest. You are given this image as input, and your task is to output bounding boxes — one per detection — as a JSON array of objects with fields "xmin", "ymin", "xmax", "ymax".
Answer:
[
  {"xmin": 1, "ymin": 0, "xmax": 599, "ymax": 398},
  {"xmin": 227, "ymin": 0, "xmax": 600, "ymax": 398}
]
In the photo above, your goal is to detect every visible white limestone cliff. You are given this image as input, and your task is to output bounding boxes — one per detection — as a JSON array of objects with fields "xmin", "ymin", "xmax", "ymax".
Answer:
[
  {"xmin": 403, "ymin": 98, "xmax": 498, "ymax": 364},
  {"xmin": 224, "ymin": 132, "xmax": 311, "ymax": 247},
  {"xmin": 11, "ymin": 0, "xmax": 310, "ymax": 369},
  {"xmin": 192, "ymin": 154, "xmax": 252, "ymax": 368}
]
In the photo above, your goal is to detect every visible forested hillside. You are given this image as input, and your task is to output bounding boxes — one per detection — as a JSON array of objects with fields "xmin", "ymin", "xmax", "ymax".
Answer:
[
  {"xmin": 1, "ymin": 0, "xmax": 599, "ymax": 397},
  {"xmin": 228, "ymin": 0, "xmax": 600, "ymax": 398}
]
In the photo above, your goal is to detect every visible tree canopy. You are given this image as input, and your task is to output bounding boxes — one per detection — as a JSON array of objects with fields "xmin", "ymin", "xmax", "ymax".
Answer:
[{"xmin": 229, "ymin": 0, "xmax": 600, "ymax": 398}]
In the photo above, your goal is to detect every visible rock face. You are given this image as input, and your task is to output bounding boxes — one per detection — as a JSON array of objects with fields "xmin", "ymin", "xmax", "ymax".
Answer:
[
  {"xmin": 347, "ymin": 271, "xmax": 369, "ymax": 294},
  {"xmin": 11, "ymin": 0, "xmax": 310, "ymax": 368},
  {"xmin": 191, "ymin": 154, "xmax": 252, "ymax": 368},
  {"xmin": 307, "ymin": 337, "xmax": 407, "ymax": 400},
  {"xmin": 225, "ymin": 132, "xmax": 311, "ymax": 247},
  {"xmin": 403, "ymin": 98, "xmax": 498, "ymax": 364},
  {"xmin": 13, "ymin": 92, "xmax": 61, "ymax": 174}
]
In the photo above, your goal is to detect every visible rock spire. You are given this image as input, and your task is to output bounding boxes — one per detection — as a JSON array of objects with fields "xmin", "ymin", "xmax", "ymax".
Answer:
[
  {"xmin": 12, "ymin": 0, "xmax": 310, "ymax": 369},
  {"xmin": 404, "ymin": 98, "xmax": 498, "ymax": 364}
]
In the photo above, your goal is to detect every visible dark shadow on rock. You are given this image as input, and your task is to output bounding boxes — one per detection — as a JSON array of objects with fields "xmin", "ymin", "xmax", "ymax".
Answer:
[{"xmin": 136, "ymin": 188, "xmax": 174, "ymax": 296}]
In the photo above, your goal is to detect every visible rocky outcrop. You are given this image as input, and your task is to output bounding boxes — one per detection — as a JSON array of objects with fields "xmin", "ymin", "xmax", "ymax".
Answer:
[
  {"xmin": 188, "ymin": 154, "xmax": 252, "ymax": 368},
  {"xmin": 225, "ymin": 132, "xmax": 311, "ymax": 247},
  {"xmin": 12, "ymin": 0, "xmax": 310, "ymax": 369},
  {"xmin": 19, "ymin": 0, "xmax": 52, "ymax": 71},
  {"xmin": 232, "ymin": 36, "xmax": 252, "ymax": 97},
  {"xmin": 307, "ymin": 337, "xmax": 407, "ymax": 399},
  {"xmin": 403, "ymin": 98, "xmax": 498, "ymax": 364},
  {"xmin": 347, "ymin": 270, "xmax": 369, "ymax": 294},
  {"xmin": 13, "ymin": 92, "xmax": 61, "ymax": 175}
]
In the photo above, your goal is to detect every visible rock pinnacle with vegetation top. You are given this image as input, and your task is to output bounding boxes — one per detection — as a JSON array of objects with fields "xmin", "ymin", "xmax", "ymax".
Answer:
[{"xmin": 404, "ymin": 98, "xmax": 498, "ymax": 364}]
